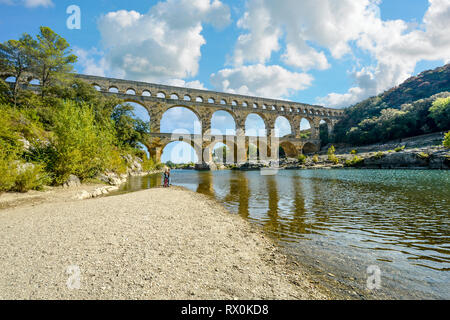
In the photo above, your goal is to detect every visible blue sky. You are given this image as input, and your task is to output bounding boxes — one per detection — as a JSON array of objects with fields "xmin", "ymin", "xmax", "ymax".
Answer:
[{"xmin": 1, "ymin": 0, "xmax": 449, "ymax": 162}]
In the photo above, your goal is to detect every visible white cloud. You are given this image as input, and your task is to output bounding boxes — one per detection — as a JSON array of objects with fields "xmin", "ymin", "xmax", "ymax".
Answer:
[
  {"xmin": 164, "ymin": 79, "xmax": 206, "ymax": 90},
  {"xmin": 321, "ymin": 0, "xmax": 450, "ymax": 107},
  {"xmin": 0, "ymin": 0, "xmax": 53, "ymax": 7},
  {"xmin": 96, "ymin": 0, "xmax": 230, "ymax": 83},
  {"xmin": 75, "ymin": 48, "xmax": 108, "ymax": 78},
  {"xmin": 210, "ymin": 64, "xmax": 313, "ymax": 99},
  {"xmin": 232, "ymin": 0, "xmax": 450, "ymax": 108}
]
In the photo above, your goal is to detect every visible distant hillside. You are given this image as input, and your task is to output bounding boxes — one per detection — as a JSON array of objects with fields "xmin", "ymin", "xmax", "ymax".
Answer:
[{"xmin": 333, "ymin": 64, "xmax": 450, "ymax": 145}]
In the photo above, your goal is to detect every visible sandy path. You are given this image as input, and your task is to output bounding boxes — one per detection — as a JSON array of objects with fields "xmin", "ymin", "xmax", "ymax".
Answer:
[{"xmin": 0, "ymin": 187, "xmax": 327, "ymax": 300}]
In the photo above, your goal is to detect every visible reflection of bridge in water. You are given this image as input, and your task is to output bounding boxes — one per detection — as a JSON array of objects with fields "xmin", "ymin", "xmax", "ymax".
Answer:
[{"xmin": 74, "ymin": 75, "xmax": 345, "ymax": 165}]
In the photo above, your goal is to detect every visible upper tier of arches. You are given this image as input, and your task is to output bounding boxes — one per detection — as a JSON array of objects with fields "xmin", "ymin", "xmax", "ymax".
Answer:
[{"xmin": 77, "ymin": 74, "xmax": 344, "ymax": 118}]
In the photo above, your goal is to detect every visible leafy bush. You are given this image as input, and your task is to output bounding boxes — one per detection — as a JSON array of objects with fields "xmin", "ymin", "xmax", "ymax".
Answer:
[
  {"xmin": 327, "ymin": 145, "xmax": 339, "ymax": 164},
  {"xmin": 298, "ymin": 154, "xmax": 307, "ymax": 164},
  {"xmin": 0, "ymin": 149, "xmax": 17, "ymax": 192},
  {"xmin": 312, "ymin": 154, "xmax": 319, "ymax": 163},
  {"xmin": 350, "ymin": 149, "xmax": 358, "ymax": 155},
  {"xmin": 345, "ymin": 155, "xmax": 364, "ymax": 167},
  {"xmin": 444, "ymin": 131, "xmax": 450, "ymax": 148},
  {"xmin": 374, "ymin": 151, "xmax": 384, "ymax": 159},
  {"xmin": 418, "ymin": 152, "xmax": 430, "ymax": 159},
  {"xmin": 394, "ymin": 145, "xmax": 405, "ymax": 152},
  {"xmin": 12, "ymin": 163, "xmax": 50, "ymax": 192},
  {"xmin": 51, "ymin": 101, "xmax": 125, "ymax": 184}
]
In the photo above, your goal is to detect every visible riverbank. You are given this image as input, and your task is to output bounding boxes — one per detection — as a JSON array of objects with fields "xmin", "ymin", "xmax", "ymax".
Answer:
[{"xmin": 0, "ymin": 186, "xmax": 330, "ymax": 300}]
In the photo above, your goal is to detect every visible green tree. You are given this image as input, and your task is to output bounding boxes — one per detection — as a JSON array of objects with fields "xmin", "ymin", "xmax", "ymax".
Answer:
[
  {"xmin": 444, "ymin": 131, "xmax": 450, "ymax": 148},
  {"xmin": 111, "ymin": 104, "xmax": 150, "ymax": 149},
  {"xmin": 0, "ymin": 34, "xmax": 36, "ymax": 106},
  {"xmin": 429, "ymin": 97, "xmax": 450, "ymax": 131},
  {"xmin": 31, "ymin": 27, "xmax": 77, "ymax": 97},
  {"xmin": 51, "ymin": 101, "xmax": 124, "ymax": 184}
]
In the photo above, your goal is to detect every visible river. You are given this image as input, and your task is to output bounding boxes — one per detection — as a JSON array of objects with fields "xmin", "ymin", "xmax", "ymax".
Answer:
[{"xmin": 117, "ymin": 169, "xmax": 450, "ymax": 299}]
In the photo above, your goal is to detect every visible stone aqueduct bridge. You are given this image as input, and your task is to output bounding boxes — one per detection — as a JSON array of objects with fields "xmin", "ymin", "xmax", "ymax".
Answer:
[{"xmin": 74, "ymin": 74, "xmax": 344, "ymax": 164}]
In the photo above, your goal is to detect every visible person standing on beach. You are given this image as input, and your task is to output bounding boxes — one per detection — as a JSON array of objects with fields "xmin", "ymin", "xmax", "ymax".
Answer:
[{"xmin": 163, "ymin": 168, "xmax": 171, "ymax": 187}]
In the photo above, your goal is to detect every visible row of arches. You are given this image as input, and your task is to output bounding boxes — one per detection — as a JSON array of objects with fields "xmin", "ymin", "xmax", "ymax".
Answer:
[
  {"xmin": 4, "ymin": 76, "xmax": 40, "ymax": 85},
  {"xmin": 93, "ymin": 83, "xmax": 340, "ymax": 117},
  {"xmin": 125, "ymin": 102, "xmax": 331, "ymax": 138},
  {"xmin": 159, "ymin": 139, "xmax": 319, "ymax": 164}
]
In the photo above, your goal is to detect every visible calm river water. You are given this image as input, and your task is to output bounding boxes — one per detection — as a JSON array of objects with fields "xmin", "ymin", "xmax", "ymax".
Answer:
[{"xmin": 118, "ymin": 169, "xmax": 449, "ymax": 299}]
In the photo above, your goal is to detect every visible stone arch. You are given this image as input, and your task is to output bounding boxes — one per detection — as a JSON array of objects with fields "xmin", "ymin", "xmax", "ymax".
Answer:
[
  {"xmin": 126, "ymin": 88, "xmax": 136, "ymax": 95},
  {"xmin": 29, "ymin": 79, "xmax": 40, "ymax": 85},
  {"xmin": 274, "ymin": 116, "xmax": 292, "ymax": 137},
  {"xmin": 279, "ymin": 141, "xmax": 299, "ymax": 158},
  {"xmin": 170, "ymin": 93, "xmax": 179, "ymax": 100},
  {"xmin": 245, "ymin": 113, "xmax": 268, "ymax": 137},
  {"xmin": 220, "ymin": 99, "xmax": 227, "ymax": 105},
  {"xmin": 160, "ymin": 105, "xmax": 202, "ymax": 134},
  {"xmin": 108, "ymin": 86, "xmax": 119, "ymax": 93},
  {"xmin": 196, "ymin": 96, "xmax": 204, "ymax": 102},
  {"xmin": 206, "ymin": 140, "xmax": 238, "ymax": 164},
  {"xmin": 92, "ymin": 84, "xmax": 102, "ymax": 91},
  {"xmin": 300, "ymin": 117, "xmax": 314, "ymax": 139},
  {"xmin": 208, "ymin": 97, "xmax": 215, "ymax": 104},
  {"xmin": 160, "ymin": 140, "xmax": 202, "ymax": 164},
  {"xmin": 142, "ymin": 90, "xmax": 151, "ymax": 96},
  {"xmin": 157, "ymin": 91, "xmax": 167, "ymax": 98},
  {"xmin": 210, "ymin": 109, "xmax": 237, "ymax": 136},
  {"xmin": 183, "ymin": 94, "xmax": 191, "ymax": 101},
  {"xmin": 120, "ymin": 100, "xmax": 151, "ymax": 122},
  {"xmin": 302, "ymin": 142, "xmax": 319, "ymax": 154}
]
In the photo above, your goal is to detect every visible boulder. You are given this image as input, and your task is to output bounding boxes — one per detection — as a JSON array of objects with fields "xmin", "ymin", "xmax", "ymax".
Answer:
[
  {"xmin": 76, "ymin": 190, "xmax": 91, "ymax": 200},
  {"xmin": 63, "ymin": 175, "xmax": 81, "ymax": 188}
]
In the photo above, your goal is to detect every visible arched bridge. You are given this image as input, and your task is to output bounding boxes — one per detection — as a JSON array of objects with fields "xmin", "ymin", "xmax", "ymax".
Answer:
[
  {"xmin": 2, "ymin": 72, "xmax": 345, "ymax": 165},
  {"xmin": 74, "ymin": 74, "xmax": 344, "ymax": 164}
]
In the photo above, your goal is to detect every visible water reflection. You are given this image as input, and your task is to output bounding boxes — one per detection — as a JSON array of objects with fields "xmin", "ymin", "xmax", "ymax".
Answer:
[{"xmin": 120, "ymin": 169, "xmax": 450, "ymax": 299}]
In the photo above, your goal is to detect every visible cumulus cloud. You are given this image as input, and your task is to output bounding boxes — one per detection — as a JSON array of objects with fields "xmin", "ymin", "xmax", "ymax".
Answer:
[
  {"xmin": 231, "ymin": 0, "xmax": 450, "ymax": 108},
  {"xmin": 95, "ymin": 0, "xmax": 230, "ymax": 83},
  {"xmin": 75, "ymin": 48, "xmax": 108, "ymax": 78},
  {"xmin": 210, "ymin": 64, "xmax": 313, "ymax": 99},
  {"xmin": 164, "ymin": 79, "xmax": 206, "ymax": 90},
  {"xmin": 0, "ymin": 0, "xmax": 53, "ymax": 7}
]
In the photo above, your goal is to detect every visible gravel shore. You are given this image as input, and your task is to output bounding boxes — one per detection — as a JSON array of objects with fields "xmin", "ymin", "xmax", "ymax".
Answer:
[{"xmin": 0, "ymin": 187, "xmax": 327, "ymax": 300}]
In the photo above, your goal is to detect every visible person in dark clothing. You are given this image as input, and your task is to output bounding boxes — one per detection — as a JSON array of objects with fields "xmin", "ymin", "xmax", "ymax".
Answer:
[{"xmin": 163, "ymin": 168, "xmax": 171, "ymax": 187}]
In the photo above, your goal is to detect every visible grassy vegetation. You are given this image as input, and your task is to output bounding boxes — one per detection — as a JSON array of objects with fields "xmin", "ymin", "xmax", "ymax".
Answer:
[{"xmin": 0, "ymin": 27, "xmax": 160, "ymax": 192}]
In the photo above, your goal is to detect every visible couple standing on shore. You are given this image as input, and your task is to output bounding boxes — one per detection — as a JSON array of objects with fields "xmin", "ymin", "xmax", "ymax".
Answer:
[{"xmin": 163, "ymin": 167, "xmax": 171, "ymax": 187}]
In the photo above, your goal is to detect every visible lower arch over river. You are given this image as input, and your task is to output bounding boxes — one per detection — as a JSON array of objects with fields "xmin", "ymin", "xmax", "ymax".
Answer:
[{"xmin": 117, "ymin": 168, "xmax": 450, "ymax": 299}]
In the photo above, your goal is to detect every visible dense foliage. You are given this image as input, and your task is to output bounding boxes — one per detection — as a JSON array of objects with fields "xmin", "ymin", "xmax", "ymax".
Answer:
[
  {"xmin": 333, "ymin": 64, "xmax": 450, "ymax": 145},
  {"xmin": 0, "ymin": 27, "xmax": 156, "ymax": 192}
]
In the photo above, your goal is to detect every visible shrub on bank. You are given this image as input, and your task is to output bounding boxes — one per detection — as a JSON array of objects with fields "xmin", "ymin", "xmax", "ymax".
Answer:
[
  {"xmin": 374, "ymin": 151, "xmax": 385, "ymax": 159},
  {"xmin": 345, "ymin": 155, "xmax": 364, "ymax": 167},
  {"xmin": 395, "ymin": 145, "xmax": 406, "ymax": 152},
  {"xmin": 51, "ymin": 101, "xmax": 126, "ymax": 184},
  {"xmin": 444, "ymin": 131, "xmax": 450, "ymax": 149},
  {"xmin": 298, "ymin": 154, "xmax": 307, "ymax": 164},
  {"xmin": 312, "ymin": 154, "xmax": 319, "ymax": 163}
]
